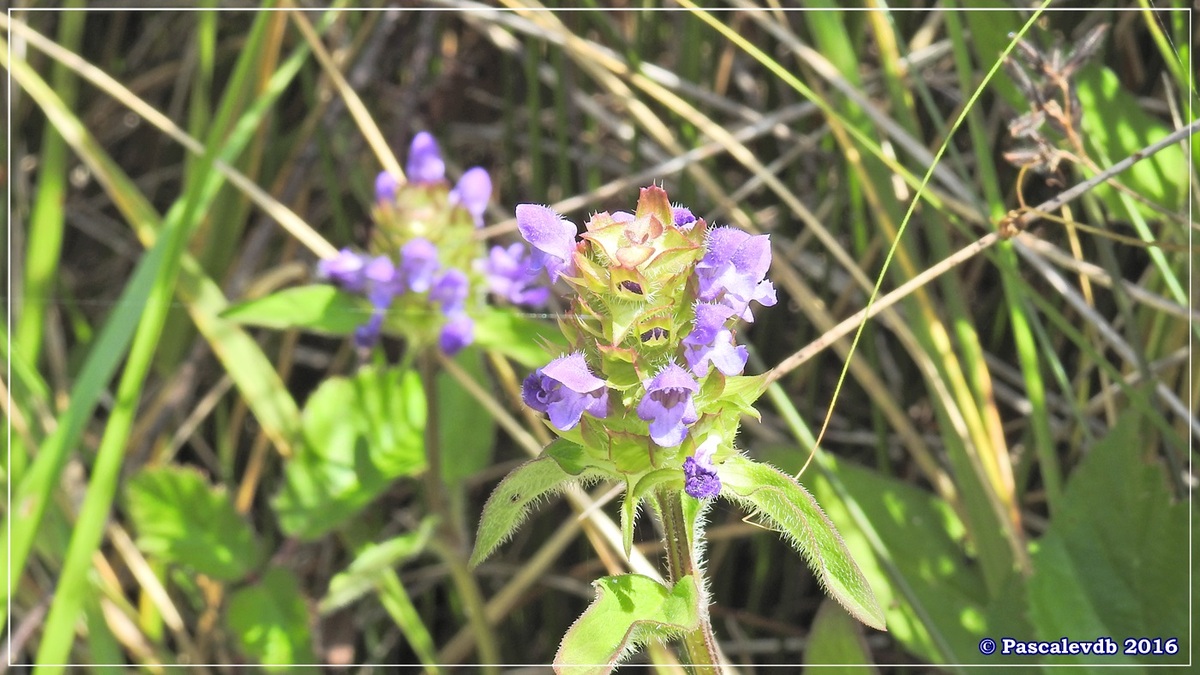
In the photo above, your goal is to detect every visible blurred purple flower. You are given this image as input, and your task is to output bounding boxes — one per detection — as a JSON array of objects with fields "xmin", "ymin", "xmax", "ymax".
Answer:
[
  {"xmin": 363, "ymin": 255, "xmax": 400, "ymax": 308},
  {"xmin": 636, "ymin": 362, "xmax": 699, "ymax": 447},
  {"xmin": 407, "ymin": 132, "xmax": 446, "ymax": 184},
  {"xmin": 450, "ymin": 167, "xmax": 492, "ymax": 228},
  {"xmin": 318, "ymin": 248, "xmax": 368, "ymax": 293},
  {"xmin": 375, "ymin": 171, "xmax": 399, "ymax": 204},
  {"xmin": 431, "ymin": 268, "xmax": 469, "ymax": 314},
  {"xmin": 399, "ymin": 238, "xmax": 439, "ymax": 293},
  {"xmin": 482, "ymin": 243, "xmax": 550, "ymax": 307},
  {"xmin": 682, "ymin": 302, "xmax": 748, "ymax": 377},
  {"xmin": 522, "ymin": 352, "xmax": 609, "ymax": 431},
  {"xmin": 354, "ymin": 313, "xmax": 384, "ymax": 351},
  {"xmin": 516, "ymin": 204, "xmax": 577, "ymax": 283},
  {"xmin": 696, "ymin": 226, "xmax": 777, "ymax": 321},
  {"xmin": 683, "ymin": 435, "xmax": 721, "ymax": 499},
  {"xmin": 439, "ymin": 312, "xmax": 474, "ymax": 355}
]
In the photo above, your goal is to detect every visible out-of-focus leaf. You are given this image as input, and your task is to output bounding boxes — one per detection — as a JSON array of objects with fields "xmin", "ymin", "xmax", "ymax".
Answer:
[
  {"xmin": 125, "ymin": 466, "xmax": 262, "ymax": 582},
  {"xmin": 720, "ymin": 455, "xmax": 886, "ymax": 632},
  {"xmin": 1026, "ymin": 406, "xmax": 1188, "ymax": 666},
  {"xmin": 272, "ymin": 366, "xmax": 426, "ymax": 540},
  {"xmin": 436, "ymin": 347, "xmax": 494, "ymax": 486},
  {"xmin": 803, "ymin": 597, "xmax": 878, "ymax": 673},
  {"xmin": 221, "ymin": 284, "xmax": 367, "ymax": 335},
  {"xmin": 319, "ymin": 517, "xmax": 438, "ymax": 613},
  {"xmin": 227, "ymin": 567, "xmax": 316, "ymax": 669},
  {"xmin": 554, "ymin": 574, "xmax": 700, "ymax": 675},
  {"xmin": 470, "ymin": 439, "xmax": 603, "ymax": 568},
  {"xmin": 472, "ymin": 305, "xmax": 565, "ymax": 368}
]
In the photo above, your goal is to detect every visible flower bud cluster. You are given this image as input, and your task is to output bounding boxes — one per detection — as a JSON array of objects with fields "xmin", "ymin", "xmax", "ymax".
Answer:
[
  {"xmin": 318, "ymin": 132, "xmax": 546, "ymax": 356},
  {"xmin": 517, "ymin": 186, "xmax": 775, "ymax": 499}
]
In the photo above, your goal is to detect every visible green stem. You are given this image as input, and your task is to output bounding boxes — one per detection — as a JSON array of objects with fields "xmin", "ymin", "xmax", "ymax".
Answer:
[{"xmin": 655, "ymin": 489, "xmax": 720, "ymax": 675}]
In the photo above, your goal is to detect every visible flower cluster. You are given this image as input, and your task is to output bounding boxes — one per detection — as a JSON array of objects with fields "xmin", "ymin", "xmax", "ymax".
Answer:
[
  {"xmin": 516, "ymin": 186, "xmax": 775, "ymax": 499},
  {"xmin": 318, "ymin": 132, "xmax": 546, "ymax": 356}
]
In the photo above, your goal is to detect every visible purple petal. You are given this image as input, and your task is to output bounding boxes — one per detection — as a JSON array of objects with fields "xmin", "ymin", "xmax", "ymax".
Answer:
[
  {"xmin": 683, "ymin": 456, "xmax": 721, "ymax": 499},
  {"xmin": 450, "ymin": 167, "xmax": 492, "ymax": 227},
  {"xmin": 318, "ymin": 248, "xmax": 368, "ymax": 292},
  {"xmin": 522, "ymin": 371, "xmax": 553, "ymax": 413},
  {"xmin": 542, "ymin": 353, "xmax": 607, "ymax": 395},
  {"xmin": 516, "ymin": 204, "xmax": 577, "ymax": 283},
  {"xmin": 636, "ymin": 363, "xmax": 699, "ymax": 447},
  {"xmin": 406, "ymin": 132, "xmax": 445, "ymax": 184},
  {"xmin": 354, "ymin": 313, "xmax": 384, "ymax": 350},
  {"xmin": 363, "ymin": 256, "xmax": 399, "ymax": 308},
  {"xmin": 400, "ymin": 238, "xmax": 439, "ymax": 293},
  {"xmin": 482, "ymin": 243, "xmax": 549, "ymax": 307},
  {"xmin": 672, "ymin": 206, "xmax": 696, "ymax": 229},
  {"xmin": 375, "ymin": 171, "xmax": 398, "ymax": 204},
  {"xmin": 439, "ymin": 313, "xmax": 474, "ymax": 355},
  {"xmin": 522, "ymin": 353, "xmax": 609, "ymax": 431}
]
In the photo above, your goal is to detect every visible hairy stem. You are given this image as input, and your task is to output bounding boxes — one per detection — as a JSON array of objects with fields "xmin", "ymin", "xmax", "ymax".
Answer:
[{"xmin": 656, "ymin": 489, "xmax": 720, "ymax": 675}]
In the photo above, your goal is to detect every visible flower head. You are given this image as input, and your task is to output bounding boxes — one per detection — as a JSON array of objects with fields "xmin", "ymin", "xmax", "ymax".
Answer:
[
  {"xmin": 682, "ymin": 302, "xmax": 748, "ymax": 377},
  {"xmin": 440, "ymin": 312, "xmax": 474, "ymax": 355},
  {"xmin": 482, "ymin": 243, "xmax": 550, "ymax": 307},
  {"xmin": 516, "ymin": 204, "xmax": 578, "ymax": 283},
  {"xmin": 697, "ymin": 227, "xmax": 777, "ymax": 321},
  {"xmin": 399, "ymin": 238, "xmax": 439, "ymax": 293},
  {"xmin": 522, "ymin": 353, "xmax": 609, "ymax": 431},
  {"xmin": 407, "ymin": 132, "xmax": 445, "ymax": 184},
  {"xmin": 636, "ymin": 362, "xmax": 699, "ymax": 447},
  {"xmin": 450, "ymin": 167, "xmax": 492, "ymax": 228},
  {"xmin": 683, "ymin": 435, "xmax": 721, "ymax": 499}
]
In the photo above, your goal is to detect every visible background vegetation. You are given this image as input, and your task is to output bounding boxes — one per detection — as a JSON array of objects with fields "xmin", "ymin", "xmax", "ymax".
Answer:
[{"xmin": 4, "ymin": 2, "xmax": 1195, "ymax": 672}]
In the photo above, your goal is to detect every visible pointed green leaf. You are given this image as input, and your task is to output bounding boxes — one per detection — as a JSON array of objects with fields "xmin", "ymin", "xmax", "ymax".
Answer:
[
  {"xmin": 555, "ymin": 574, "xmax": 700, "ymax": 675},
  {"xmin": 227, "ymin": 567, "xmax": 316, "ymax": 669},
  {"xmin": 125, "ymin": 466, "xmax": 262, "ymax": 581},
  {"xmin": 470, "ymin": 440, "xmax": 605, "ymax": 567},
  {"xmin": 320, "ymin": 517, "xmax": 438, "ymax": 613},
  {"xmin": 720, "ymin": 456, "xmax": 886, "ymax": 631},
  {"xmin": 222, "ymin": 284, "xmax": 367, "ymax": 334},
  {"xmin": 621, "ymin": 469, "xmax": 683, "ymax": 557},
  {"xmin": 272, "ymin": 366, "xmax": 426, "ymax": 540}
]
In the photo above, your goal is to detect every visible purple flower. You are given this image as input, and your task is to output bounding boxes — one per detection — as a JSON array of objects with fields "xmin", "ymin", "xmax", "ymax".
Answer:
[
  {"xmin": 363, "ymin": 255, "xmax": 400, "ymax": 308},
  {"xmin": 516, "ymin": 204, "xmax": 577, "ymax": 283},
  {"xmin": 318, "ymin": 248, "xmax": 368, "ymax": 292},
  {"xmin": 440, "ymin": 312, "xmax": 474, "ymax": 355},
  {"xmin": 696, "ymin": 227, "xmax": 777, "ymax": 321},
  {"xmin": 636, "ymin": 362, "xmax": 699, "ymax": 447},
  {"xmin": 407, "ymin": 132, "xmax": 445, "ymax": 184},
  {"xmin": 399, "ymin": 238, "xmax": 439, "ymax": 293},
  {"xmin": 672, "ymin": 206, "xmax": 696, "ymax": 229},
  {"xmin": 683, "ymin": 435, "xmax": 721, "ymax": 499},
  {"xmin": 354, "ymin": 313, "xmax": 384, "ymax": 350},
  {"xmin": 481, "ymin": 243, "xmax": 550, "ymax": 307},
  {"xmin": 430, "ymin": 269, "xmax": 469, "ymax": 314},
  {"xmin": 450, "ymin": 167, "xmax": 492, "ymax": 228},
  {"xmin": 522, "ymin": 353, "xmax": 609, "ymax": 431},
  {"xmin": 683, "ymin": 303, "xmax": 748, "ymax": 377},
  {"xmin": 611, "ymin": 211, "xmax": 635, "ymax": 223},
  {"xmin": 375, "ymin": 171, "xmax": 399, "ymax": 204}
]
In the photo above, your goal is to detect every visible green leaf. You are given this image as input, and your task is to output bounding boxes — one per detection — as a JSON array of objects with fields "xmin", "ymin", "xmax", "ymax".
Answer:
[
  {"xmin": 221, "ymin": 284, "xmax": 366, "ymax": 335},
  {"xmin": 720, "ymin": 455, "xmax": 886, "ymax": 631},
  {"xmin": 470, "ymin": 440, "xmax": 605, "ymax": 567},
  {"xmin": 622, "ymin": 469, "xmax": 682, "ymax": 557},
  {"xmin": 227, "ymin": 567, "xmax": 316, "ymax": 669},
  {"xmin": 320, "ymin": 517, "xmax": 438, "ymax": 613},
  {"xmin": 436, "ymin": 347, "xmax": 495, "ymax": 486},
  {"xmin": 272, "ymin": 366, "xmax": 426, "ymax": 540},
  {"xmin": 472, "ymin": 305, "xmax": 565, "ymax": 368},
  {"xmin": 555, "ymin": 574, "xmax": 700, "ymax": 675},
  {"xmin": 125, "ymin": 466, "xmax": 262, "ymax": 582},
  {"xmin": 1026, "ymin": 406, "xmax": 1188, "ymax": 665},
  {"xmin": 803, "ymin": 598, "xmax": 877, "ymax": 672}
]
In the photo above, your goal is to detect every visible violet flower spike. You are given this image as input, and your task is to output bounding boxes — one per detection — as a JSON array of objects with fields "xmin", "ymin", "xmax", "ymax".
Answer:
[
  {"xmin": 375, "ymin": 171, "xmax": 398, "ymax": 204},
  {"xmin": 482, "ymin": 243, "xmax": 550, "ymax": 307},
  {"xmin": 521, "ymin": 353, "xmax": 609, "ymax": 431},
  {"xmin": 636, "ymin": 362, "xmax": 699, "ymax": 447},
  {"xmin": 696, "ymin": 226, "xmax": 777, "ymax": 322},
  {"xmin": 516, "ymin": 204, "xmax": 578, "ymax": 283},
  {"xmin": 318, "ymin": 248, "xmax": 368, "ymax": 293},
  {"xmin": 406, "ymin": 132, "xmax": 445, "ymax": 184},
  {"xmin": 450, "ymin": 167, "xmax": 492, "ymax": 228},
  {"xmin": 683, "ymin": 302, "xmax": 749, "ymax": 377},
  {"xmin": 439, "ymin": 312, "xmax": 474, "ymax": 356},
  {"xmin": 399, "ymin": 238, "xmax": 439, "ymax": 293},
  {"xmin": 683, "ymin": 435, "xmax": 722, "ymax": 500}
]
